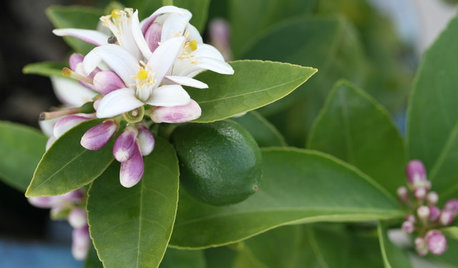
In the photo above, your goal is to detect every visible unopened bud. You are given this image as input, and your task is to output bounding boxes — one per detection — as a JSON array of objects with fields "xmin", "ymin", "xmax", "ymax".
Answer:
[
  {"xmin": 425, "ymin": 230, "xmax": 447, "ymax": 255},
  {"xmin": 402, "ymin": 221, "xmax": 415, "ymax": 234},
  {"xmin": 406, "ymin": 160, "xmax": 427, "ymax": 188},
  {"xmin": 444, "ymin": 199, "xmax": 458, "ymax": 215},
  {"xmin": 417, "ymin": 206, "xmax": 430, "ymax": 221},
  {"xmin": 414, "ymin": 187, "xmax": 427, "ymax": 201},
  {"xmin": 406, "ymin": 214, "xmax": 416, "ymax": 223},
  {"xmin": 397, "ymin": 186, "xmax": 409, "ymax": 202},
  {"xmin": 150, "ymin": 100, "xmax": 201, "ymax": 123},
  {"xmin": 54, "ymin": 114, "xmax": 94, "ymax": 139},
  {"xmin": 439, "ymin": 209, "xmax": 455, "ymax": 226},
  {"xmin": 136, "ymin": 126, "xmax": 155, "ymax": 156},
  {"xmin": 72, "ymin": 226, "xmax": 90, "ymax": 260},
  {"xmin": 415, "ymin": 237, "xmax": 428, "ymax": 256},
  {"xmin": 120, "ymin": 145, "xmax": 144, "ymax": 188},
  {"xmin": 426, "ymin": 191, "xmax": 439, "ymax": 206},
  {"xmin": 429, "ymin": 206, "xmax": 441, "ymax": 222},
  {"xmin": 93, "ymin": 71, "xmax": 125, "ymax": 95},
  {"xmin": 68, "ymin": 208, "xmax": 87, "ymax": 229},
  {"xmin": 113, "ymin": 127, "xmax": 138, "ymax": 162},
  {"xmin": 80, "ymin": 120, "xmax": 118, "ymax": 150}
]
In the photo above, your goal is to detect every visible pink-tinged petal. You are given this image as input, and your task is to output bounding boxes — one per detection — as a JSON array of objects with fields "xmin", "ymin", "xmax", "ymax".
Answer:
[
  {"xmin": 68, "ymin": 208, "xmax": 87, "ymax": 228},
  {"xmin": 93, "ymin": 71, "xmax": 125, "ymax": 95},
  {"xmin": 72, "ymin": 226, "xmax": 90, "ymax": 260},
  {"xmin": 165, "ymin": 75, "xmax": 208, "ymax": 89},
  {"xmin": 53, "ymin": 28, "xmax": 109, "ymax": 46},
  {"xmin": 445, "ymin": 199, "xmax": 458, "ymax": 214},
  {"xmin": 406, "ymin": 160, "xmax": 427, "ymax": 186},
  {"xmin": 96, "ymin": 88, "xmax": 144, "ymax": 118},
  {"xmin": 69, "ymin": 53, "xmax": 84, "ymax": 71},
  {"xmin": 46, "ymin": 136, "xmax": 57, "ymax": 151},
  {"xmin": 80, "ymin": 120, "xmax": 118, "ymax": 150},
  {"xmin": 131, "ymin": 11, "xmax": 153, "ymax": 59},
  {"xmin": 147, "ymin": 37, "xmax": 185, "ymax": 84},
  {"xmin": 28, "ymin": 196, "xmax": 57, "ymax": 208},
  {"xmin": 439, "ymin": 209, "xmax": 455, "ymax": 226},
  {"xmin": 396, "ymin": 186, "xmax": 409, "ymax": 202},
  {"xmin": 161, "ymin": 13, "xmax": 191, "ymax": 42},
  {"xmin": 120, "ymin": 145, "xmax": 144, "ymax": 188},
  {"xmin": 61, "ymin": 189, "xmax": 85, "ymax": 204},
  {"xmin": 147, "ymin": 85, "xmax": 190, "ymax": 107},
  {"xmin": 136, "ymin": 126, "xmax": 155, "ymax": 156},
  {"xmin": 144, "ymin": 23, "xmax": 162, "ymax": 53},
  {"xmin": 53, "ymin": 114, "xmax": 95, "ymax": 138},
  {"xmin": 401, "ymin": 221, "xmax": 414, "ymax": 233},
  {"xmin": 83, "ymin": 44, "xmax": 138, "ymax": 85},
  {"xmin": 151, "ymin": 99, "xmax": 201, "ymax": 123},
  {"xmin": 50, "ymin": 77, "xmax": 98, "ymax": 107},
  {"xmin": 429, "ymin": 206, "xmax": 441, "ymax": 221},
  {"xmin": 427, "ymin": 191, "xmax": 439, "ymax": 206},
  {"xmin": 425, "ymin": 230, "xmax": 447, "ymax": 255},
  {"xmin": 113, "ymin": 127, "xmax": 138, "ymax": 162},
  {"xmin": 140, "ymin": 6, "xmax": 191, "ymax": 34}
]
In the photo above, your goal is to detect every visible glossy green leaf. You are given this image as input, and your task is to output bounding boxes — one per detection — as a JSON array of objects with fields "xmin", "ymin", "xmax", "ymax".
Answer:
[
  {"xmin": 308, "ymin": 80, "xmax": 406, "ymax": 194},
  {"xmin": 26, "ymin": 120, "xmax": 114, "ymax": 197},
  {"xmin": 231, "ymin": 112, "xmax": 286, "ymax": 147},
  {"xmin": 204, "ymin": 247, "xmax": 238, "ymax": 268},
  {"xmin": 22, "ymin": 62, "xmax": 66, "ymax": 78},
  {"xmin": 87, "ymin": 138, "xmax": 179, "ymax": 268},
  {"xmin": 46, "ymin": 6, "xmax": 103, "ymax": 54},
  {"xmin": 85, "ymin": 245, "xmax": 103, "ymax": 268},
  {"xmin": 170, "ymin": 148, "xmax": 403, "ymax": 249},
  {"xmin": 377, "ymin": 223, "xmax": 412, "ymax": 268},
  {"xmin": 442, "ymin": 226, "xmax": 458, "ymax": 240},
  {"xmin": 0, "ymin": 122, "xmax": 46, "ymax": 191},
  {"xmin": 174, "ymin": 0, "xmax": 211, "ymax": 32},
  {"xmin": 190, "ymin": 60, "xmax": 317, "ymax": 123},
  {"xmin": 160, "ymin": 248, "xmax": 205, "ymax": 268}
]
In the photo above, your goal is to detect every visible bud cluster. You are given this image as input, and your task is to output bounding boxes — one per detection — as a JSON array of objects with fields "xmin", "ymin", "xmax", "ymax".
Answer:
[{"xmin": 398, "ymin": 160, "xmax": 457, "ymax": 256}]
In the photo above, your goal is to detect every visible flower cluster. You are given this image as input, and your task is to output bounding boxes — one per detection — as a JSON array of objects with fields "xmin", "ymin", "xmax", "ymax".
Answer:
[
  {"xmin": 28, "ymin": 189, "xmax": 90, "ymax": 260},
  {"xmin": 397, "ymin": 160, "xmax": 457, "ymax": 256},
  {"xmin": 41, "ymin": 6, "xmax": 234, "ymax": 187}
]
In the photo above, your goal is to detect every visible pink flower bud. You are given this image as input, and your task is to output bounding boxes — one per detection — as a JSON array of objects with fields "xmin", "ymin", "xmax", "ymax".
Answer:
[
  {"xmin": 429, "ymin": 206, "xmax": 441, "ymax": 222},
  {"xmin": 69, "ymin": 53, "xmax": 84, "ymax": 71},
  {"xmin": 209, "ymin": 19, "xmax": 232, "ymax": 61},
  {"xmin": 406, "ymin": 160, "xmax": 427, "ymax": 187},
  {"xmin": 72, "ymin": 226, "xmax": 90, "ymax": 260},
  {"xmin": 68, "ymin": 208, "xmax": 87, "ymax": 229},
  {"xmin": 93, "ymin": 71, "xmax": 125, "ymax": 95},
  {"xmin": 415, "ymin": 237, "xmax": 428, "ymax": 256},
  {"xmin": 402, "ymin": 221, "xmax": 415, "ymax": 233},
  {"xmin": 425, "ymin": 230, "xmax": 447, "ymax": 255},
  {"xmin": 113, "ymin": 127, "xmax": 138, "ymax": 162},
  {"xmin": 417, "ymin": 206, "xmax": 430, "ymax": 221},
  {"xmin": 397, "ymin": 186, "xmax": 409, "ymax": 202},
  {"xmin": 406, "ymin": 214, "xmax": 416, "ymax": 223},
  {"xmin": 144, "ymin": 23, "xmax": 162, "ymax": 53},
  {"xmin": 439, "ymin": 209, "xmax": 455, "ymax": 226},
  {"xmin": 81, "ymin": 120, "xmax": 118, "ymax": 150},
  {"xmin": 426, "ymin": 191, "xmax": 438, "ymax": 206},
  {"xmin": 445, "ymin": 199, "xmax": 458, "ymax": 215},
  {"xmin": 54, "ymin": 114, "xmax": 94, "ymax": 139},
  {"xmin": 150, "ymin": 100, "xmax": 201, "ymax": 123},
  {"xmin": 28, "ymin": 196, "xmax": 58, "ymax": 208},
  {"xmin": 136, "ymin": 126, "xmax": 155, "ymax": 156},
  {"xmin": 414, "ymin": 187, "xmax": 427, "ymax": 201},
  {"xmin": 120, "ymin": 145, "xmax": 144, "ymax": 188}
]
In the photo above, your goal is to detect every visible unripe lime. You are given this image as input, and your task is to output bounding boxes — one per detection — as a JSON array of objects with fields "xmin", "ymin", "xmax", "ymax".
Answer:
[{"xmin": 172, "ymin": 120, "xmax": 262, "ymax": 206}]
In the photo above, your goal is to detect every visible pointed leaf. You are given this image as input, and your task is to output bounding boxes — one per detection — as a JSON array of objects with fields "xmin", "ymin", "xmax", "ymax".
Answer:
[
  {"xmin": 231, "ymin": 112, "xmax": 286, "ymax": 147},
  {"xmin": 170, "ymin": 148, "xmax": 403, "ymax": 248},
  {"xmin": 87, "ymin": 138, "xmax": 179, "ymax": 268},
  {"xmin": 190, "ymin": 60, "xmax": 317, "ymax": 123},
  {"xmin": 308, "ymin": 80, "xmax": 406, "ymax": 194},
  {"xmin": 26, "ymin": 119, "xmax": 114, "ymax": 197},
  {"xmin": 0, "ymin": 121, "xmax": 47, "ymax": 191},
  {"xmin": 377, "ymin": 223, "xmax": 412, "ymax": 268},
  {"xmin": 22, "ymin": 62, "xmax": 66, "ymax": 78}
]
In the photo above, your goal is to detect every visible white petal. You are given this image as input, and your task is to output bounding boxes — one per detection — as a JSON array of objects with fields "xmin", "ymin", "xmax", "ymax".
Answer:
[
  {"xmin": 147, "ymin": 37, "xmax": 185, "ymax": 83},
  {"xmin": 131, "ymin": 11, "xmax": 153, "ymax": 59},
  {"xmin": 83, "ymin": 45, "xmax": 138, "ymax": 85},
  {"xmin": 50, "ymin": 76, "xmax": 98, "ymax": 107},
  {"xmin": 147, "ymin": 85, "xmax": 191, "ymax": 107},
  {"xmin": 52, "ymin": 29, "xmax": 109, "ymax": 46},
  {"xmin": 140, "ymin": 6, "xmax": 191, "ymax": 33},
  {"xmin": 161, "ymin": 13, "xmax": 191, "ymax": 42},
  {"xmin": 186, "ymin": 24, "xmax": 203, "ymax": 44},
  {"xmin": 197, "ymin": 57, "xmax": 234, "ymax": 75},
  {"xmin": 165, "ymin": 75, "xmax": 208, "ymax": 89},
  {"xmin": 39, "ymin": 118, "xmax": 59, "ymax": 137},
  {"xmin": 96, "ymin": 88, "xmax": 144, "ymax": 118},
  {"xmin": 193, "ymin": 44, "xmax": 226, "ymax": 61}
]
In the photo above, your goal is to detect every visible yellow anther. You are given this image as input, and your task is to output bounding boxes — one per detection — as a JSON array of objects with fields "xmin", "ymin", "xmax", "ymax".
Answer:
[
  {"xmin": 188, "ymin": 40, "xmax": 198, "ymax": 51},
  {"xmin": 111, "ymin": 9, "xmax": 122, "ymax": 18},
  {"xmin": 137, "ymin": 69, "xmax": 148, "ymax": 80}
]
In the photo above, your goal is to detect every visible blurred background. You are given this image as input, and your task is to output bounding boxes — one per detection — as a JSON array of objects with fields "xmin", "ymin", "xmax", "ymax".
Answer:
[{"xmin": 0, "ymin": 0, "xmax": 457, "ymax": 267}]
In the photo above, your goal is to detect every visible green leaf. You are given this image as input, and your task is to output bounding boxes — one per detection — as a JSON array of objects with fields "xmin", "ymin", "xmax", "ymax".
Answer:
[
  {"xmin": 377, "ymin": 223, "xmax": 412, "ymax": 268},
  {"xmin": 229, "ymin": 0, "xmax": 316, "ymax": 57},
  {"xmin": 87, "ymin": 138, "xmax": 179, "ymax": 268},
  {"xmin": 442, "ymin": 226, "xmax": 458, "ymax": 240},
  {"xmin": 0, "ymin": 122, "xmax": 47, "ymax": 191},
  {"xmin": 160, "ymin": 248, "xmax": 205, "ymax": 268},
  {"xmin": 25, "ymin": 119, "xmax": 114, "ymax": 197},
  {"xmin": 84, "ymin": 245, "xmax": 103, "ymax": 268},
  {"xmin": 308, "ymin": 80, "xmax": 406, "ymax": 194},
  {"xmin": 46, "ymin": 6, "xmax": 103, "ymax": 54},
  {"xmin": 22, "ymin": 62, "xmax": 66, "ymax": 78},
  {"xmin": 231, "ymin": 112, "xmax": 286, "ymax": 147},
  {"xmin": 170, "ymin": 148, "xmax": 403, "ymax": 249},
  {"xmin": 407, "ymin": 15, "xmax": 458, "ymax": 199},
  {"xmin": 204, "ymin": 247, "xmax": 238, "ymax": 268},
  {"xmin": 174, "ymin": 0, "xmax": 211, "ymax": 32},
  {"xmin": 190, "ymin": 60, "xmax": 317, "ymax": 123}
]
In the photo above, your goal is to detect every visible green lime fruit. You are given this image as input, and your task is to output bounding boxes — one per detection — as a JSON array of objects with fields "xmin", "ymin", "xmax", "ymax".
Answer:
[{"xmin": 172, "ymin": 120, "xmax": 262, "ymax": 206}]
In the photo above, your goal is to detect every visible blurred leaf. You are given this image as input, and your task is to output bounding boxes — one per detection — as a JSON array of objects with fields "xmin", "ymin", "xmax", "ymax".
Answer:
[
  {"xmin": 170, "ymin": 148, "xmax": 403, "ymax": 249},
  {"xmin": 205, "ymin": 247, "xmax": 238, "ymax": 268},
  {"xmin": 174, "ymin": 0, "xmax": 211, "ymax": 32},
  {"xmin": 160, "ymin": 248, "xmax": 205, "ymax": 268},
  {"xmin": 407, "ymin": 15, "xmax": 458, "ymax": 200},
  {"xmin": 22, "ymin": 62, "xmax": 65, "ymax": 78},
  {"xmin": 231, "ymin": 112, "xmax": 286, "ymax": 147},
  {"xmin": 308, "ymin": 80, "xmax": 406, "ymax": 194},
  {"xmin": 190, "ymin": 60, "xmax": 317, "ymax": 123},
  {"xmin": 84, "ymin": 244, "xmax": 103, "ymax": 268},
  {"xmin": 88, "ymin": 138, "xmax": 179, "ymax": 268},
  {"xmin": 377, "ymin": 223, "xmax": 412, "ymax": 268},
  {"xmin": 442, "ymin": 226, "xmax": 458, "ymax": 240},
  {"xmin": 26, "ymin": 119, "xmax": 114, "ymax": 197},
  {"xmin": 46, "ymin": 6, "xmax": 103, "ymax": 54},
  {"xmin": 0, "ymin": 122, "xmax": 46, "ymax": 192}
]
